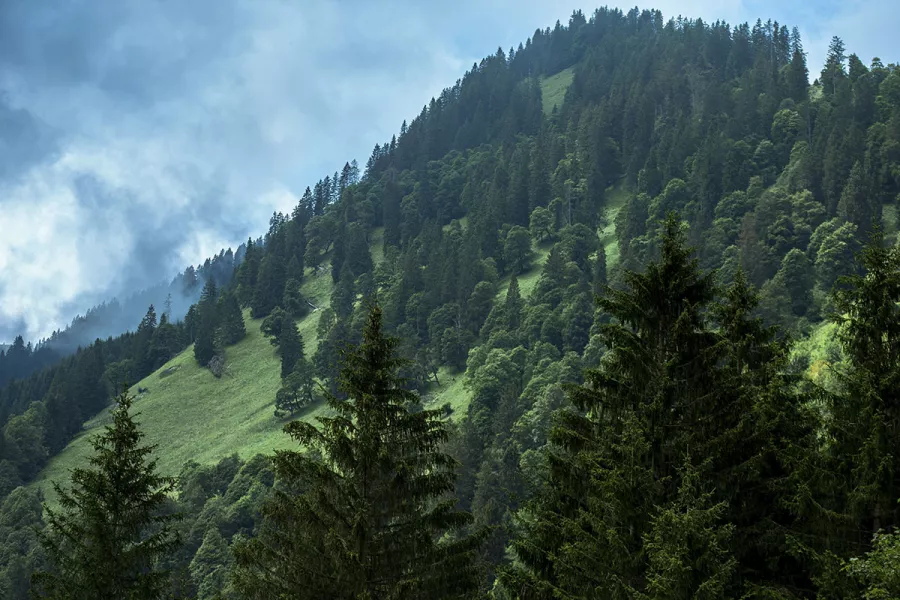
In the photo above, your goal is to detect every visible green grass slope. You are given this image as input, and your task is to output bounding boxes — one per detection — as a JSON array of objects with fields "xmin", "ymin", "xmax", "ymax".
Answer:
[
  {"xmin": 540, "ymin": 67, "xmax": 575, "ymax": 115},
  {"xmin": 34, "ymin": 306, "xmax": 326, "ymax": 504},
  {"xmin": 34, "ymin": 268, "xmax": 337, "ymax": 503},
  {"xmin": 33, "ymin": 238, "xmax": 476, "ymax": 503}
]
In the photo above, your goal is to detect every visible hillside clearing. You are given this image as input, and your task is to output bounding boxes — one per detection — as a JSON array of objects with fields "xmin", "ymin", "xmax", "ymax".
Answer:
[{"xmin": 540, "ymin": 67, "xmax": 575, "ymax": 115}]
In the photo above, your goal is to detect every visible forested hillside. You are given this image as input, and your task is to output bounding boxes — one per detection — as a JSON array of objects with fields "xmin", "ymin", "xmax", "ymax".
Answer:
[
  {"xmin": 2, "ymin": 6, "xmax": 900, "ymax": 598},
  {"xmin": 0, "ymin": 247, "xmax": 241, "ymax": 389}
]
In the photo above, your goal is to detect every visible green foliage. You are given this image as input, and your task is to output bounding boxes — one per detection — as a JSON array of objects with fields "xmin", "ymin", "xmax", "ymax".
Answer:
[
  {"xmin": 504, "ymin": 225, "xmax": 535, "ymax": 274},
  {"xmin": 820, "ymin": 230, "xmax": 900, "ymax": 544},
  {"xmin": 843, "ymin": 531, "xmax": 900, "ymax": 599},
  {"xmin": 232, "ymin": 305, "xmax": 485, "ymax": 598},
  {"xmin": 632, "ymin": 462, "xmax": 737, "ymax": 600},
  {"xmin": 274, "ymin": 359, "xmax": 316, "ymax": 418},
  {"xmin": 33, "ymin": 389, "xmax": 180, "ymax": 599},
  {"xmin": 194, "ymin": 278, "xmax": 219, "ymax": 367},
  {"xmin": 281, "ymin": 278, "xmax": 309, "ymax": 318},
  {"xmin": 276, "ymin": 318, "xmax": 304, "ymax": 380},
  {"xmin": 14, "ymin": 11, "xmax": 900, "ymax": 599},
  {"xmin": 217, "ymin": 292, "xmax": 246, "ymax": 346},
  {"xmin": 502, "ymin": 217, "xmax": 814, "ymax": 597}
]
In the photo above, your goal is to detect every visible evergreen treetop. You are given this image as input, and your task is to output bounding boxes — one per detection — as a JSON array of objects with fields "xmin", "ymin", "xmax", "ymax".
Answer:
[
  {"xmin": 233, "ymin": 304, "xmax": 484, "ymax": 599},
  {"xmin": 33, "ymin": 389, "xmax": 180, "ymax": 600}
]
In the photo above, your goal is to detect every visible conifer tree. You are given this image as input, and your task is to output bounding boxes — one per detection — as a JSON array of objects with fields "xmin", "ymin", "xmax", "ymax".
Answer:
[
  {"xmin": 275, "ymin": 359, "xmax": 316, "ymax": 418},
  {"xmin": 501, "ymin": 214, "xmax": 719, "ymax": 598},
  {"xmin": 194, "ymin": 278, "xmax": 219, "ymax": 367},
  {"xmin": 234, "ymin": 237, "xmax": 260, "ymax": 306},
  {"xmin": 502, "ymin": 216, "xmax": 813, "ymax": 597},
  {"xmin": 217, "ymin": 291, "xmax": 246, "ymax": 346},
  {"xmin": 252, "ymin": 251, "xmax": 287, "ymax": 319},
  {"xmin": 232, "ymin": 304, "xmax": 484, "ymax": 599},
  {"xmin": 825, "ymin": 229, "xmax": 900, "ymax": 542},
  {"xmin": 277, "ymin": 319, "xmax": 304, "ymax": 380},
  {"xmin": 282, "ymin": 278, "xmax": 309, "ymax": 318},
  {"xmin": 33, "ymin": 389, "xmax": 180, "ymax": 600},
  {"xmin": 504, "ymin": 275, "xmax": 523, "ymax": 331}
]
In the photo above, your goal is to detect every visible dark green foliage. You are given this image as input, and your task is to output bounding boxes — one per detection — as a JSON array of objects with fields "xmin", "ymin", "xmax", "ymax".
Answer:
[
  {"xmin": 0, "ymin": 486, "xmax": 45, "ymax": 598},
  {"xmin": 260, "ymin": 307, "xmax": 288, "ymax": 347},
  {"xmin": 33, "ymin": 389, "xmax": 180, "ymax": 599},
  {"xmin": 592, "ymin": 244, "xmax": 607, "ymax": 295},
  {"xmin": 274, "ymin": 359, "xmax": 316, "ymax": 418},
  {"xmin": 232, "ymin": 305, "xmax": 484, "ymax": 598},
  {"xmin": 529, "ymin": 206, "xmax": 554, "ymax": 242},
  {"xmin": 504, "ymin": 225, "xmax": 534, "ymax": 274},
  {"xmin": 502, "ymin": 217, "xmax": 814, "ymax": 598},
  {"xmin": 217, "ymin": 292, "xmax": 246, "ymax": 346},
  {"xmin": 281, "ymin": 278, "xmax": 309, "ymax": 318},
  {"xmin": 823, "ymin": 229, "xmax": 900, "ymax": 542},
  {"xmin": 251, "ymin": 253, "xmax": 286, "ymax": 319},
  {"xmin": 277, "ymin": 319, "xmax": 304, "ymax": 381},
  {"xmin": 194, "ymin": 278, "xmax": 219, "ymax": 367}
]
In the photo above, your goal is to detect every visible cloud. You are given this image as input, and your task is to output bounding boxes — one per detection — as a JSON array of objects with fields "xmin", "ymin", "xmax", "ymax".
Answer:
[
  {"xmin": 0, "ymin": 0, "xmax": 468, "ymax": 342},
  {"xmin": 0, "ymin": 0, "xmax": 896, "ymax": 343}
]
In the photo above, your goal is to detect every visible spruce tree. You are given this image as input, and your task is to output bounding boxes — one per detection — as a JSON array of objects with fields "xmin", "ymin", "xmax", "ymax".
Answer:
[
  {"xmin": 277, "ymin": 318, "xmax": 304, "ymax": 380},
  {"xmin": 502, "ymin": 216, "xmax": 814, "ymax": 597},
  {"xmin": 282, "ymin": 278, "xmax": 309, "ymax": 318},
  {"xmin": 232, "ymin": 304, "xmax": 484, "ymax": 599},
  {"xmin": 194, "ymin": 278, "xmax": 219, "ymax": 367},
  {"xmin": 251, "ymin": 253, "xmax": 286, "ymax": 319},
  {"xmin": 33, "ymin": 389, "xmax": 180, "ymax": 599},
  {"xmin": 217, "ymin": 291, "xmax": 246, "ymax": 346},
  {"xmin": 501, "ymin": 214, "xmax": 719, "ymax": 599},
  {"xmin": 825, "ymin": 229, "xmax": 900, "ymax": 543}
]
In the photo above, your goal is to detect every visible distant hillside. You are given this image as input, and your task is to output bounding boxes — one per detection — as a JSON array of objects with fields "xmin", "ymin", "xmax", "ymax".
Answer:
[{"xmin": 4, "ymin": 7, "xmax": 899, "ymax": 598}]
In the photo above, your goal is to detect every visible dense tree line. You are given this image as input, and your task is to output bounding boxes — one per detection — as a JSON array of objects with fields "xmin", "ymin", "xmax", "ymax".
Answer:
[
  {"xmin": 0, "ymin": 249, "xmax": 239, "ymax": 388},
  {"xmin": 0, "ymin": 252, "xmax": 239, "ymax": 500},
  {"xmin": 1, "ymin": 5, "xmax": 899, "ymax": 598}
]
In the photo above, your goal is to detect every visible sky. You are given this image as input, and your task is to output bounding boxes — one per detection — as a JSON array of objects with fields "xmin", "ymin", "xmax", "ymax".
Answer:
[{"xmin": 0, "ymin": 0, "xmax": 896, "ymax": 343}]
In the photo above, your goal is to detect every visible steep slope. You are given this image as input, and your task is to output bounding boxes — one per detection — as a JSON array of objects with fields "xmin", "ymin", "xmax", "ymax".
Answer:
[{"xmin": 34, "ymin": 225, "xmax": 562, "ymax": 503}]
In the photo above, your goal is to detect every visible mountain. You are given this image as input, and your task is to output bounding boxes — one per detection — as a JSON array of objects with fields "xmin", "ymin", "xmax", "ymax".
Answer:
[{"xmin": 2, "ymin": 6, "xmax": 900, "ymax": 598}]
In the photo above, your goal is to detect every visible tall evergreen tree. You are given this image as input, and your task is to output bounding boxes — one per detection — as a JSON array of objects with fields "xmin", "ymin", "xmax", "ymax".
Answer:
[
  {"xmin": 251, "ymin": 253, "xmax": 287, "ymax": 319},
  {"xmin": 824, "ymin": 229, "xmax": 900, "ymax": 544},
  {"xmin": 194, "ymin": 278, "xmax": 219, "ymax": 367},
  {"xmin": 232, "ymin": 304, "xmax": 484, "ymax": 599},
  {"xmin": 33, "ymin": 389, "xmax": 180, "ymax": 600},
  {"xmin": 277, "ymin": 319, "xmax": 305, "ymax": 381},
  {"xmin": 217, "ymin": 292, "xmax": 246, "ymax": 346}
]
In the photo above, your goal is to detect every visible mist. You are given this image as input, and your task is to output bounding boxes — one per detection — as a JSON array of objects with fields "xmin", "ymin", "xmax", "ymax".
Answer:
[{"xmin": 0, "ymin": 0, "xmax": 894, "ymax": 345}]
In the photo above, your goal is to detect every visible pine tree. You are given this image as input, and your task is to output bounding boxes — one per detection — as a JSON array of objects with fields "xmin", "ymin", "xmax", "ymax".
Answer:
[
  {"xmin": 217, "ymin": 291, "xmax": 246, "ymax": 346},
  {"xmin": 33, "ymin": 389, "xmax": 180, "ymax": 600},
  {"xmin": 826, "ymin": 229, "xmax": 900, "ymax": 542},
  {"xmin": 232, "ymin": 304, "xmax": 484, "ymax": 599},
  {"xmin": 278, "ymin": 318, "xmax": 304, "ymax": 380},
  {"xmin": 234, "ymin": 237, "xmax": 260, "ymax": 306},
  {"xmin": 504, "ymin": 274, "xmax": 523, "ymax": 331},
  {"xmin": 282, "ymin": 278, "xmax": 309, "ymax": 318},
  {"xmin": 501, "ymin": 214, "xmax": 719, "ymax": 599},
  {"xmin": 194, "ymin": 278, "xmax": 219, "ymax": 367},
  {"xmin": 822, "ymin": 36, "xmax": 846, "ymax": 96},
  {"xmin": 251, "ymin": 253, "xmax": 286, "ymax": 318},
  {"xmin": 275, "ymin": 358, "xmax": 316, "ymax": 418}
]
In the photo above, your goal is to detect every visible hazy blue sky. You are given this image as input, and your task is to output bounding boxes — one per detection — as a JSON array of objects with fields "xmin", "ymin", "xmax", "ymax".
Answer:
[{"xmin": 0, "ymin": 0, "xmax": 896, "ymax": 342}]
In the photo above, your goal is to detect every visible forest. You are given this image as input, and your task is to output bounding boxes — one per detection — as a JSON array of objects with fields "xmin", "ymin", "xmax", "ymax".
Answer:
[{"xmin": 1, "ymin": 5, "xmax": 900, "ymax": 598}]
